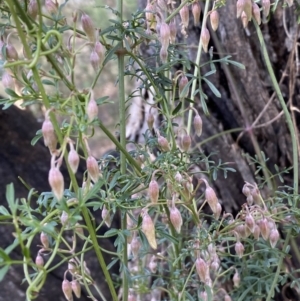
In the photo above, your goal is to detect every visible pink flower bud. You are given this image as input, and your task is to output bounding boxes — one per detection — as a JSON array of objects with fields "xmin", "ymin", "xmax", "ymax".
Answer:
[
  {"xmin": 128, "ymin": 292, "xmax": 137, "ymax": 301},
  {"xmin": 68, "ymin": 147, "xmax": 80, "ymax": 174},
  {"xmin": 28, "ymin": 0, "xmax": 38, "ymax": 19},
  {"xmin": 179, "ymin": 5, "xmax": 189, "ymax": 28},
  {"xmin": 159, "ymin": 22, "xmax": 170, "ymax": 49},
  {"xmin": 210, "ymin": 254, "xmax": 220, "ymax": 271},
  {"xmin": 179, "ymin": 74, "xmax": 189, "ymax": 99},
  {"xmin": 181, "ymin": 134, "xmax": 191, "ymax": 152},
  {"xmin": 81, "ymin": 13, "xmax": 95, "ymax": 42},
  {"xmin": 253, "ymin": 224, "xmax": 260, "ymax": 240},
  {"xmin": 205, "ymin": 185, "xmax": 218, "ymax": 214},
  {"xmin": 60, "ymin": 211, "xmax": 69, "ymax": 226},
  {"xmin": 94, "ymin": 41, "xmax": 104, "ymax": 66},
  {"xmin": 252, "ymin": 2, "xmax": 261, "ymax": 25},
  {"xmin": 102, "ymin": 205, "xmax": 111, "ymax": 227},
  {"xmin": 62, "ymin": 280, "xmax": 73, "ymax": 301},
  {"xmin": 195, "ymin": 257, "xmax": 209, "ymax": 282},
  {"xmin": 48, "ymin": 165, "xmax": 64, "ymax": 200},
  {"xmin": 90, "ymin": 49, "xmax": 100, "ymax": 71},
  {"xmin": 160, "ymin": 46, "xmax": 168, "ymax": 63},
  {"xmin": 242, "ymin": 184, "xmax": 251, "ymax": 196},
  {"xmin": 158, "ymin": 135, "xmax": 170, "ymax": 151},
  {"xmin": 71, "ymin": 280, "xmax": 81, "ymax": 298},
  {"xmin": 235, "ymin": 241, "xmax": 245, "ymax": 258},
  {"xmin": 246, "ymin": 195, "xmax": 253, "ymax": 206},
  {"xmin": 141, "ymin": 210, "xmax": 157, "ymax": 249},
  {"xmin": 243, "ymin": 0, "xmax": 252, "ymax": 21},
  {"xmin": 42, "ymin": 117, "xmax": 57, "ymax": 152},
  {"xmin": 169, "ymin": 19, "xmax": 177, "ymax": 44},
  {"xmin": 175, "ymin": 172, "xmax": 183, "ymax": 183},
  {"xmin": 259, "ymin": 218, "xmax": 270, "ymax": 240},
  {"xmin": 87, "ymin": 95, "xmax": 98, "ymax": 122},
  {"xmin": 262, "ymin": 0, "xmax": 271, "ymax": 18},
  {"xmin": 149, "ymin": 179, "xmax": 159, "ymax": 204},
  {"xmin": 225, "ymin": 295, "xmax": 232, "ymax": 301},
  {"xmin": 170, "ymin": 205, "xmax": 183, "ymax": 233},
  {"xmin": 201, "ymin": 27, "xmax": 210, "ymax": 53},
  {"xmin": 148, "ymin": 255, "xmax": 157, "ymax": 273},
  {"xmin": 130, "ymin": 234, "xmax": 140, "ymax": 258},
  {"xmin": 214, "ymin": 202, "xmax": 222, "ymax": 220},
  {"xmin": 210, "ymin": 10, "xmax": 219, "ymax": 31},
  {"xmin": 241, "ymin": 11, "xmax": 248, "ymax": 28},
  {"xmin": 236, "ymin": 0, "xmax": 246, "ymax": 18},
  {"xmin": 192, "ymin": 1, "xmax": 201, "ymax": 26},
  {"xmin": 2, "ymin": 71, "xmax": 14, "ymax": 90},
  {"xmin": 193, "ymin": 114, "xmax": 202, "ymax": 137},
  {"xmin": 147, "ymin": 112, "xmax": 155, "ymax": 130},
  {"xmin": 233, "ymin": 269, "xmax": 240, "ymax": 287},
  {"xmin": 245, "ymin": 213, "xmax": 255, "ymax": 233},
  {"xmin": 269, "ymin": 228, "xmax": 279, "ymax": 248},
  {"xmin": 87, "ymin": 155, "xmax": 100, "ymax": 182},
  {"xmin": 45, "ymin": 0, "xmax": 58, "ymax": 15},
  {"xmin": 35, "ymin": 253, "xmax": 44, "ymax": 269},
  {"xmin": 40, "ymin": 232, "xmax": 49, "ymax": 248}
]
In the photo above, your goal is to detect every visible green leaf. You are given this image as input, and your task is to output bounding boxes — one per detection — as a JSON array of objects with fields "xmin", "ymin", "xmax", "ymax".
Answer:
[
  {"xmin": 172, "ymin": 102, "xmax": 182, "ymax": 115},
  {"xmin": 0, "ymin": 266, "xmax": 10, "ymax": 282},
  {"xmin": 0, "ymin": 205, "xmax": 10, "ymax": 216},
  {"xmin": 6, "ymin": 183, "xmax": 16, "ymax": 215},
  {"xmin": 95, "ymin": 96, "xmax": 110, "ymax": 105},
  {"xmin": 226, "ymin": 59, "xmax": 245, "ymax": 69},
  {"xmin": 31, "ymin": 130, "xmax": 43, "ymax": 146},
  {"xmin": 4, "ymin": 88, "xmax": 19, "ymax": 97},
  {"xmin": 202, "ymin": 77, "xmax": 221, "ymax": 97},
  {"xmin": 42, "ymin": 79, "xmax": 55, "ymax": 86},
  {"xmin": 0, "ymin": 248, "xmax": 11, "ymax": 262}
]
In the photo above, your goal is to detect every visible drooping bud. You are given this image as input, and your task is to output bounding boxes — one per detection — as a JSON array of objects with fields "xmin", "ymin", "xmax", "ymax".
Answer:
[
  {"xmin": 145, "ymin": 2, "xmax": 155, "ymax": 28},
  {"xmin": 259, "ymin": 217, "xmax": 270, "ymax": 240},
  {"xmin": 242, "ymin": 184, "xmax": 251, "ymax": 196},
  {"xmin": 148, "ymin": 255, "xmax": 157, "ymax": 273},
  {"xmin": 269, "ymin": 228, "xmax": 279, "ymax": 248},
  {"xmin": 71, "ymin": 280, "xmax": 81, "ymax": 298},
  {"xmin": 60, "ymin": 211, "xmax": 69, "ymax": 226},
  {"xmin": 94, "ymin": 41, "xmax": 104, "ymax": 66},
  {"xmin": 262, "ymin": 0, "xmax": 271, "ymax": 18},
  {"xmin": 159, "ymin": 22, "xmax": 170, "ymax": 49},
  {"xmin": 102, "ymin": 205, "xmax": 111, "ymax": 227},
  {"xmin": 195, "ymin": 257, "xmax": 209, "ymax": 282},
  {"xmin": 175, "ymin": 171, "xmax": 183, "ymax": 183},
  {"xmin": 204, "ymin": 183, "xmax": 218, "ymax": 214},
  {"xmin": 179, "ymin": 73, "xmax": 189, "ymax": 99},
  {"xmin": 201, "ymin": 27, "xmax": 210, "ymax": 53},
  {"xmin": 87, "ymin": 94, "xmax": 98, "ymax": 122},
  {"xmin": 149, "ymin": 179, "xmax": 159, "ymax": 204},
  {"xmin": 87, "ymin": 155, "xmax": 100, "ymax": 183},
  {"xmin": 62, "ymin": 279, "xmax": 73, "ymax": 301},
  {"xmin": 130, "ymin": 233, "xmax": 140, "ymax": 258},
  {"xmin": 42, "ymin": 114, "xmax": 57, "ymax": 152},
  {"xmin": 147, "ymin": 112, "xmax": 155, "ymax": 130},
  {"xmin": 243, "ymin": 0, "xmax": 252, "ymax": 21},
  {"xmin": 48, "ymin": 160, "xmax": 64, "ymax": 200},
  {"xmin": 81, "ymin": 12, "xmax": 95, "ymax": 43},
  {"xmin": 236, "ymin": 0, "xmax": 246, "ymax": 18},
  {"xmin": 45, "ymin": 0, "xmax": 58, "ymax": 15},
  {"xmin": 40, "ymin": 232, "xmax": 49, "ymax": 248},
  {"xmin": 28, "ymin": 0, "xmax": 38, "ymax": 19},
  {"xmin": 169, "ymin": 205, "xmax": 183, "ymax": 233},
  {"xmin": 68, "ymin": 259, "xmax": 77, "ymax": 274},
  {"xmin": 252, "ymin": 2, "xmax": 261, "ymax": 25},
  {"xmin": 253, "ymin": 224, "xmax": 260, "ymax": 240},
  {"xmin": 169, "ymin": 19, "xmax": 177, "ymax": 44},
  {"xmin": 179, "ymin": 5, "xmax": 189, "ymax": 29},
  {"xmin": 35, "ymin": 253, "xmax": 44, "ymax": 269},
  {"xmin": 193, "ymin": 114, "xmax": 202, "ymax": 137},
  {"xmin": 246, "ymin": 195, "xmax": 253, "ymax": 206},
  {"xmin": 141, "ymin": 210, "xmax": 157, "ymax": 249},
  {"xmin": 90, "ymin": 49, "xmax": 100, "ymax": 71},
  {"xmin": 68, "ymin": 143, "xmax": 80, "ymax": 174},
  {"xmin": 210, "ymin": 254, "xmax": 220, "ymax": 271},
  {"xmin": 181, "ymin": 134, "xmax": 191, "ymax": 152},
  {"xmin": 235, "ymin": 241, "xmax": 245, "ymax": 258},
  {"xmin": 214, "ymin": 202, "xmax": 222, "ymax": 220},
  {"xmin": 241, "ymin": 11, "xmax": 248, "ymax": 28},
  {"xmin": 245, "ymin": 213, "xmax": 255, "ymax": 233},
  {"xmin": 233, "ymin": 269, "xmax": 240, "ymax": 287},
  {"xmin": 2, "ymin": 71, "xmax": 14, "ymax": 90},
  {"xmin": 192, "ymin": 1, "xmax": 201, "ymax": 26},
  {"xmin": 210, "ymin": 10, "xmax": 219, "ymax": 31},
  {"xmin": 160, "ymin": 46, "xmax": 168, "ymax": 63},
  {"xmin": 158, "ymin": 135, "xmax": 170, "ymax": 151}
]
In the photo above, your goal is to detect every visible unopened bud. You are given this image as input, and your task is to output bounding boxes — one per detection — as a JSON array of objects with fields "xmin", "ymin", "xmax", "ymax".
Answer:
[
  {"xmin": 40, "ymin": 232, "xmax": 49, "ymax": 248},
  {"xmin": 175, "ymin": 171, "xmax": 183, "ymax": 183},
  {"xmin": 159, "ymin": 22, "xmax": 170, "ymax": 49},
  {"xmin": 130, "ymin": 234, "xmax": 140, "ymax": 258},
  {"xmin": 68, "ymin": 144, "xmax": 80, "ymax": 174},
  {"xmin": 210, "ymin": 10, "xmax": 219, "ymax": 31},
  {"xmin": 235, "ymin": 241, "xmax": 245, "ymax": 258},
  {"xmin": 179, "ymin": 5, "xmax": 189, "ymax": 28},
  {"xmin": 81, "ymin": 13, "xmax": 95, "ymax": 42},
  {"xmin": 233, "ymin": 269, "xmax": 240, "ymax": 287},
  {"xmin": 87, "ymin": 94, "xmax": 98, "ymax": 122},
  {"xmin": 181, "ymin": 134, "xmax": 191, "ymax": 152},
  {"xmin": 201, "ymin": 27, "xmax": 210, "ymax": 53},
  {"xmin": 179, "ymin": 74, "xmax": 189, "ymax": 99},
  {"xmin": 241, "ymin": 11, "xmax": 248, "ymax": 28},
  {"xmin": 194, "ymin": 114, "xmax": 202, "ymax": 137},
  {"xmin": 28, "ymin": 0, "xmax": 38, "ymax": 19},
  {"xmin": 269, "ymin": 228, "xmax": 279, "ymax": 248},
  {"xmin": 148, "ymin": 255, "xmax": 157, "ymax": 273},
  {"xmin": 259, "ymin": 218, "xmax": 270, "ymax": 240},
  {"xmin": 169, "ymin": 19, "xmax": 177, "ymax": 44},
  {"xmin": 2, "ymin": 71, "xmax": 14, "ymax": 90},
  {"xmin": 35, "ymin": 253, "xmax": 44, "ymax": 269},
  {"xmin": 60, "ymin": 211, "xmax": 69, "ymax": 226},
  {"xmin": 87, "ymin": 155, "xmax": 100, "ymax": 183},
  {"xmin": 158, "ymin": 135, "xmax": 170, "ymax": 151},
  {"xmin": 6, "ymin": 43, "xmax": 18, "ymax": 61},
  {"xmin": 42, "ymin": 116, "xmax": 57, "ymax": 152},
  {"xmin": 262, "ymin": 0, "xmax": 271, "ymax": 18},
  {"xmin": 246, "ymin": 195, "xmax": 253, "ymax": 206},
  {"xmin": 195, "ymin": 257, "xmax": 209, "ymax": 282},
  {"xmin": 147, "ymin": 112, "xmax": 155, "ymax": 130},
  {"xmin": 71, "ymin": 280, "xmax": 81, "ymax": 298},
  {"xmin": 90, "ymin": 49, "xmax": 100, "ymax": 71},
  {"xmin": 102, "ymin": 205, "xmax": 111, "ymax": 227},
  {"xmin": 68, "ymin": 259, "xmax": 77, "ymax": 273},
  {"xmin": 245, "ymin": 213, "xmax": 255, "ymax": 233},
  {"xmin": 285, "ymin": 0, "xmax": 294, "ymax": 6},
  {"xmin": 149, "ymin": 179, "xmax": 159, "ymax": 204},
  {"xmin": 205, "ymin": 184, "xmax": 218, "ymax": 214},
  {"xmin": 49, "ymin": 165, "xmax": 64, "ymax": 200},
  {"xmin": 170, "ymin": 205, "xmax": 183, "ymax": 233},
  {"xmin": 210, "ymin": 255, "xmax": 220, "ymax": 271},
  {"xmin": 62, "ymin": 280, "xmax": 73, "ymax": 301},
  {"xmin": 236, "ymin": 0, "xmax": 246, "ymax": 18},
  {"xmin": 192, "ymin": 1, "xmax": 201, "ymax": 26},
  {"xmin": 225, "ymin": 295, "xmax": 232, "ymax": 301},
  {"xmin": 214, "ymin": 202, "xmax": 222, "ymax": 220},
  {"xmin": 252, "ymin": 2, "xmax": 261, "ymax": 25},
  {"xmin": 252, "ymin": 224, "xmax": 260, "ymax": 240},
  {"xmin": 94, "ymin": 41, "xmax": 104, "ymax": 66},
  {"xmin": 128, "ymin": 292, "xmax": 137, "ymax": 301},
  {"xmin": 243, "ymin": 0, "xmax": 252, "ymax": 21},
  {"xmin": 45, "ymin": 0, "xmax": 58, "ymax": 15},
  {"xmin": 141, "ymin": 210, "xmax": 157, "ymax": 249},
  {"xmin": 242, "ymin": 184, "xmax": 251, "ymax": 196},
  {"xmin": 160, "ymin": 46, "xmax": 168, "ymax": 63}
]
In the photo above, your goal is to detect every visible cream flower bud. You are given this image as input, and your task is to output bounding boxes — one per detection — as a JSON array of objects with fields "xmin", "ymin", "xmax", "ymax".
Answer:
[
  {"xmin": 141, "ymin": 210, "xmax": 157, "ymax": 249},
  {"xmin": 145, "ymin": 2, "xmax": 155, "ymax": 27},
  {"xmin": 90, "ymin": 49, "xmax": 100, "ymax": 71},
  {"xmin": 48, "ymin": 164, "xmax": 64, "ymax": 200},
  {"xmin": 87, "ymin": 155, "xmax": 100, "ymax": 183},
  {"xmin": 236, "ymin": 0, "xmax": 246, "ymax": 18},
  {"xmin": 175, "ymin": 171, "xmax": 183, "ymax": 183},
  {"xmin": 68, "ymin": 259, "xmax": 77, "ymax": 273},
  {"xmin": 87, "ymin": 95, "xmax": 98, "ymax": 122},
  {"xmin": 252, "ymin": 2, "xmax": 261, "ymax": 25},
  {"xmin": 269, "ymin": 228, "xmax": 279, "ymax": 248},
  {"xmin": 179, "ymin": 74, "xmax": 189, "ymax": 99},
  {"xmin": 81, "ymin": 12, "xmax": 95, "ymax": 42},
  {"xmin": 160, "ymin": 46, "xmax": 168, "ymax": 63},
  {"xmin": 245, "ymin": 213, "xmax": 255, "ymax": 233},
  {"xmin": 214, "ymin": 202, "xmax": 222, "ymax": 220},
  {"xmin": 68, "ymin": 142, "xmax": 80, "ymax": 174},
  {"xmin": 210, "ymin": 10, "xmax": 219, "ymax": 31},
  {"xmin": 158, "ymin": 135, "xmax": 170, "ymax": 151},
  {"xmin": 102, "ymin": 205, "xmax": 111, "ymax": 227},
  {"xmin": 179, "ymin": 5, "xmax": 189, "ymax": 28},
  {"xmin": 71, "ymin": 280, "xmax": 81, "ymax": 298},
  {"xmin": 35, "ymin": 253, "xmax": 44, "ymax": 269},
  {"xmin": 193, "ymin": 114, "xmax": 202, "ymax": 137},
  {"xmin": 235, "ymin": 241, "xmax": 245, "ymax": 258},
  {"xmin": 42, "ymin": 116, "xmax": 57, "ymax": 152},
  {"xmin": 28, "ymin": 0, "xmax": 38, "ymax": 19},
  {"xmin": 149, "ymin": 179, "xmax": 159, "ymax": 204},
  {"xmin": 170, "ymin": 205, "xmax": 183, "ymax": 233},
  {"xmin": 242, "ymin": 184, "xmax": 251, "ymax": 196},
  {"xmin": 259, "ymin": 218, "xmax": 270, "ymax": 240},
  {"xmin": 181, "ymin": 134, "xmax": 191, "ymax": 152},
  {"xmin": 40, "ymin": 232, "xmax": 49, "ymax": 248},
  {"xmin": 159, "ymin": 22, "xmax": 170, "ymax": 49},
  {"xmin": 62, "ymin": 280, "xmax": 73, "ymax": 301},
  {"xmin": 205, "ymin": 184, "xmax": 218, "ymax": 214},
  {"xmin": 60, "ymin": 211, "xmax": 69, "ymax": 226},
  {"xmin": 195, "ymin": 257, "xmax": 209, "ymax": 282},
  {"xmin": 201, "ymin": 27, "xmax": 210, "ymax": 53},
  {"xmin": 169, "ymin": 19, "xmax": 177, "ymax": 44},
  {"xmin": 253, "ymin": 224, "xmax": 260, "ymax": 240},
  {"xmin": 233, "ymin": 269, "xmax": 240, "ymax": 287},
  {"xmin": 192, "ymin": 1, "xmax": 201, "ymax": 26}
]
